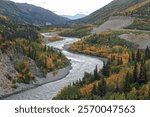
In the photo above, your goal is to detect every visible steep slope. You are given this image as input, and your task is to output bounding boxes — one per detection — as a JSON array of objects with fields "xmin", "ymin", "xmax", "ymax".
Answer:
[
  {"xmin": 0, "ymin": 15, "xmax": 39, "ymax": 40},
  {"xmin": 92, "ymin": 0, "xmax": 150, "ymax": 33},
  {"xmin": 0, "ymin": 0, "xmax": 69, "ymax": 26},
  {"xmin": 68, "ymin": 0, "xmax": 145, "ymax": 26},
  {"xmin": 91, "ymin": 16, "xmax": 134, "ymax": 33},
  {"xmin": 0, "ymin": 46, "xmax": 44, "ymax": 97},
  {"xmin": 123, "ymin": 0, "xmax": 150, "ymax": 30},
  {"xmin": 16, "ymin": 3, "xmax": 69, "ymax": 26}
]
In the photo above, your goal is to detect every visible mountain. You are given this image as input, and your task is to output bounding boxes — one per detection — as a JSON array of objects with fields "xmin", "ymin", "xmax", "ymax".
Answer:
[
  {"xmin": 62, "ymin": 14, "xmax": 86, "ymax": 20},
  {"xmin": 68, "ymin": 0, "xmax": 146, "ymax": 26},
  {"xmin": 0, "ymin": 0, "xmax": 69, "ymax": 26}
]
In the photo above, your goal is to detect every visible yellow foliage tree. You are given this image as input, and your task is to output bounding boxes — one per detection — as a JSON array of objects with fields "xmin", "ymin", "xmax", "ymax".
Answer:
[{"xmin": 47, "ymin": 57, "xmax": 53, "ymax": 68}]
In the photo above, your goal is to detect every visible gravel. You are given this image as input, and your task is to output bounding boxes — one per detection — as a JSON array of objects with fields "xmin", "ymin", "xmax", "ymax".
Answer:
[{"xmin": 91, "ymin": 16, "xmax": 134, "ymax": 33}]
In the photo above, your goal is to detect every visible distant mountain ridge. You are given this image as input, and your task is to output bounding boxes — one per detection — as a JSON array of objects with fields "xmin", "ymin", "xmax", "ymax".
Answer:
[
  {"xmin": 0, "ymin": 0, "xmax": 70, "ymax": 26},
  {"xmin": 62, "ymin": 14, "xmax": 86, "ymax": 20}
]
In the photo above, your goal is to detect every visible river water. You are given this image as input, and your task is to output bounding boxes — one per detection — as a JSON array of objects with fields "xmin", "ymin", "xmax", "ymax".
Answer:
[{"xmin": 5, "ymin": 33, "xmax": 103, "ymax": 100}]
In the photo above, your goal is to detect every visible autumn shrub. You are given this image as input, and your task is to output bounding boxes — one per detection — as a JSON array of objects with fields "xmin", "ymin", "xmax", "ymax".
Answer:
[{"xmin": 15, "ymin": 59, "xmax": 34, "ymax": 84}]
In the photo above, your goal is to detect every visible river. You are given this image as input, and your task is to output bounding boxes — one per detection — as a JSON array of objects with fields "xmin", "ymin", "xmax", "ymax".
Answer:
[{"xmin": 5, "ymin": 33, "xmax": 103, "ymax": 100}]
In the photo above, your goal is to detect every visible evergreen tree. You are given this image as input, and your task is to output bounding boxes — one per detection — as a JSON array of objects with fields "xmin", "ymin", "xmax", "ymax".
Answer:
[
  {"xmin": 78, "ymin": 79, "xmax": 83, "ymax": 86},
  {"xmin": 133, "ymin": 62, "xmax": 138, "ymax": 83},
  {"xmin": 94, "ymin": 65, "xmax": 99, "ymax": 80},
  {"xmin": 117, "ymin": 57, "xmax": 123, "ymax": 65},
  {"xmin": 131, "ymin": 51, "xmax": 135, "ymax": 61},
  {"xmin": 59, "ymin": 51, "xmax": 62, "ymax": 57},
  {"xmin": 22, "ymin": 47, "xmax": 26, "ymax": 55},
  {"xmin": 136, "ymin": 49, "xmax": 141, "ymax": 62},
  {"xmin": 139, "ymin": 63, "xmax": 147, "ymax": 85},
  {"xmin": 145, "ymin": 46, "xmax": 150, "ymax": 60},
  {"xmin": 120, "ymin": 57, "xmax": 123, "ymax": 65},
  {"xmin": 28, "ymin": 46, "xmax": 32, "ymax": 57},
  {"xmin": 129, "ymin": 72, "xmax": 133, "ymax": 84},
  {"xmin": 98, "ymin": 78, "xmax": 106, "ymax": 97},
  {"xmin": 110, "ymin": 55, "xmax": 115, "ymax": 62},
  {"xmin": 44, "ymin": 45, "xmax": 47, "ymax": 52},
  {"xmin": 102, "ymin": 61, "xmax": 110, "ymax": 77},
  {"xmin": 123, "ymin": 72, "xmax": 131, "ymax": 93}
]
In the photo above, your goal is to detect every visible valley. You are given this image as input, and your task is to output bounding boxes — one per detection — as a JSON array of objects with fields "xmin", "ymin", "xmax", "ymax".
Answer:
[
  {"xmin": 0, "ymin": 0, "xmax": 150, "ymax": 100},
  {"xmin": 4, "ymin": 35, "xmax": 103, "ymax": 100}
]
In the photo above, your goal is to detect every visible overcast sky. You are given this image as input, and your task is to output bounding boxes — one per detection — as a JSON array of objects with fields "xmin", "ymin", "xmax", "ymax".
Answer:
[{"xmin": 10, "ymin": 0, "xmax": 113, "ymax": 15}]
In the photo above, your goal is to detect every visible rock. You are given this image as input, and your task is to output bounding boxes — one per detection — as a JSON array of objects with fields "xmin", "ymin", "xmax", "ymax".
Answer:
[{"xmin": 0, "ymin": 46, "xmax": 44, "ymax": 97}]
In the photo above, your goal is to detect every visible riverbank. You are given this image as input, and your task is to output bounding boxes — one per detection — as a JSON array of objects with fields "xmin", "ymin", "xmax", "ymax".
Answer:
[
  {"xmin": 0, "ymin": 65, "xmax": 72, "ymax": 99},
  {"xmin": 63, "ymin": 44, "xmax": 107, "ymax": 63},
  {"xmin": 1, "ymin": 33, "xmax": 72, "ymax": 100},
  {"xmin": 2, "ymin": 34, "xmax": 104, "ymax": 100}
]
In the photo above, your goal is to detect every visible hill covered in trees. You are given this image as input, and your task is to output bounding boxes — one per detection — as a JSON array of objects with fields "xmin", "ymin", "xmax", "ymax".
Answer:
[
  {"xmin": 59, "ymin": 25, "xmax": 93, "ymax": 38},
  {"xmin": 0, "ymin": 0, "xmax": 69, "ymax": 26},
  {"xmin": 54, "ymin": 31, "xmax": 150, "ymax": 100},
  {"xmin": 123, "ymin": 1, "xmax": 150, "ymax": 30},
  {"xmin": 0, "ymin": 15, "xmax": 39, "ymax": 40},
  {"xmin": 68, "ymin": 0, "xmax": 149, "ymax": 30}
]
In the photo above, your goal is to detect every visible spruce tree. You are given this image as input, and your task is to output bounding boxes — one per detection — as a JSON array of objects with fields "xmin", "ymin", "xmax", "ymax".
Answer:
[
  {"xmin": 145, "ymin": 46, "xmax": 150, "ymax": 60},
  {"xmin": 117, "ymin": 57, "xmax": 123, "ymax": 65},
  {"xmin": 102, "ymin": 61, "xmax": 110, "ymax": 77},
  {"xmin": 139, "ymin": 63, "xmax": 147, "ymax": 85},
  {"xmin": 131, "ymin": 51, "xmax": 135, "ymax": 61},
  {"xmin": 123, "ymin": 72, "xmax": 131, "ymax": 93},
  {"xmin": 94, "ymin": 65, "xmax": 99, "ymax": 80},
  {"xmin": 133, "ymin": 62, "xmax": 138, "ymax": 83},
  {"xmin": 136, "ymin": 49, "xmax": 141, "ymax": 62},
  {"xmin": 44, "ymin": 45, "xmax": 47, "ymax": 52},
  {"xmin": 98, "ymin": 78, "xmax": 106, "ymax": 97},
  {"xmin": 110, "ymin": 55, "xmax": 114, "ymax": 62}
]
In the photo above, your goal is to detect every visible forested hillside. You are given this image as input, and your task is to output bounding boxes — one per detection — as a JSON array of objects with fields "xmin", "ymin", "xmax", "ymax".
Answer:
[
  {"xmin": 54, "ymin": 31, "xmax": 150, "ymax": 100},
  {"xmin": 124, "ymin": 1, "xmax": 150, "ymax": 30},
  {"xmin": 59, "ymin": 25, "xmax": 93, "ymax": 38},
  {"xmin": 0, "ymin": 0, "xmax": 69, "ymax": 26},
  {"xmin": 0, "ymin": 15, "xmax": 39, "ymax": 40},
  {"xmin": 68, "ymin": 0, "xmax": 149, "ymax": 29}
]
